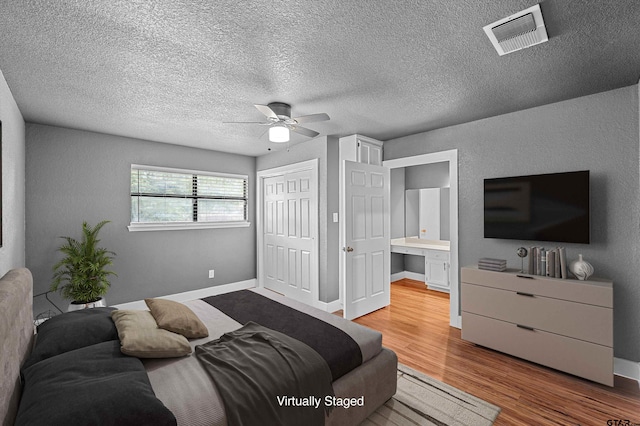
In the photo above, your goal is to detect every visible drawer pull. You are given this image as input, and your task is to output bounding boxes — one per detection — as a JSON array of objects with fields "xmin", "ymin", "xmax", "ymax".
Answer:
[
  {"xmin": 516, "ymin": 274, "xmax": 534, "ymax": 279},
  {"xmin": 516, "ymin": 324, "xmax": 535, "ymax": 331},
  {"xmin": 516, "ymin": 292, "xmax": 535, "ymax": 297}
]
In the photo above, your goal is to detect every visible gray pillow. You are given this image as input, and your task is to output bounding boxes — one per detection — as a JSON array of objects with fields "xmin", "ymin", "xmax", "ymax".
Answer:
[
  {"xmin": 16, "ymin": 340, "xmax": 176, "ymax": 426},
  {"xmin": 22, "ymin": 307, "xmax": 118, "ymax": 370}
]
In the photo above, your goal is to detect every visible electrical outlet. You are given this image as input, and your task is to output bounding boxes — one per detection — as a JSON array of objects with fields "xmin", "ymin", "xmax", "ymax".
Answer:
[{"xmin": 208, "ymin": 269, "xmax": 215, "ymax": 279}]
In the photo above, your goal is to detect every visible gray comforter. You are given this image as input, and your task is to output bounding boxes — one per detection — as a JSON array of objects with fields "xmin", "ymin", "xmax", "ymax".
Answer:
[{"xmin": 195, "ymin": 322, "xmax": 334, "ymax": 426}]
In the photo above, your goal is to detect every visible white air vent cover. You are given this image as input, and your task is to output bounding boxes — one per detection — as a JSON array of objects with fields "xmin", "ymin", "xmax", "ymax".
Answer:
[{"xmin": 483, "ymin": 4, "xmax": 548, "ymax": 56}]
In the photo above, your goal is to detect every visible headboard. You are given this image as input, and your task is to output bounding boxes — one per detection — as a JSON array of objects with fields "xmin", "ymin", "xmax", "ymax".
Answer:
[{"xmin": 0, "ymin": 268, "xmax": 34, "ymax": 426}]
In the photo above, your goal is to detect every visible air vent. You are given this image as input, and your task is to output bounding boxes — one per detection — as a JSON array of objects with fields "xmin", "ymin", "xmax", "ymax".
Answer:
[{"xmin": 483, "ymin": 4, "xmax": 548, "ymax": 56}]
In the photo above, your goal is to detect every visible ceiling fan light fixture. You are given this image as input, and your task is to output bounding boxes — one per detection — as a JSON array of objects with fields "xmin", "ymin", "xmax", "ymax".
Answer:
[{"xmin": 269, "ymin": 124, "xmax": 290, "ymax": 143}]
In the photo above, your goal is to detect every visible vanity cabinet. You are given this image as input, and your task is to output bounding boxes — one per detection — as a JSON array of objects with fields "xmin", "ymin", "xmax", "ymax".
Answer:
[
  {"xmin": 390, "ymin": 239, "xmax": 450, "ymax": 292},
  {"xmin": 425, "ymin": 251, "xmax": 450, "ymax": 291}
]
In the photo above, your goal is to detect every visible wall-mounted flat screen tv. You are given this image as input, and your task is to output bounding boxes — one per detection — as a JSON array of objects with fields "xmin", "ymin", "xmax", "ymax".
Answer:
[{"xmin": 484, "ymin": 170, "xmax": 590, "ymax": 244}]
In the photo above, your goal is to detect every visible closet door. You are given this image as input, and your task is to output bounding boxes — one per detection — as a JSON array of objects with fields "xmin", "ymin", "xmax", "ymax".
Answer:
[{"xmin": 262, "ymin": 166, "xmax": 318, "ymax": 307}]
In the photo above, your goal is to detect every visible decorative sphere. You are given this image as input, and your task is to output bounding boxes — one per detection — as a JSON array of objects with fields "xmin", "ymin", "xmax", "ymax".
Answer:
[{"xmin": 516, "ymin": 247, "xmax": 528, "ymax": 258}]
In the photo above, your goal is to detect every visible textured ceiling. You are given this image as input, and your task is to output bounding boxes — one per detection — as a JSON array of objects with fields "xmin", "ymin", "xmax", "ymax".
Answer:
[{"xmin": 1, "ymin": 1, "xmax": 639, "ymax": 156}]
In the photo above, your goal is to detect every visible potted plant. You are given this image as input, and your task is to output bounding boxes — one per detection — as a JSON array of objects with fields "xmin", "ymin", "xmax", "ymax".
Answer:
[{"xmin": 51, "ymin": 220, "xmax": 117, "ymax": 311}]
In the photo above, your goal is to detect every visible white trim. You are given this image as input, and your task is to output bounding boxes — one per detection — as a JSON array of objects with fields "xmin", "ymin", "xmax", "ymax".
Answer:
[
  {"xmin": 383, "ymin": 149, "xmax": 458, "ymax": 169},
  {"xmin": 317, "ymin": 299, "xmax": 343, "ymax": 314},
  {"xmin": 384, "ymin": 149, "xmax": 460, "ymax": 329},
  {"xmin": 614, "ymin": 357, "xmax": 640, "ymax": 385},
  {"xmin": 256, "ymin": 159, "xmax": 319, "ymax": 178},
  {"xmin": 256, "ymin": 159, "xmax": 320, "ymax": 307},
  {"xmin": 131, "ymin": 163, "xmax": 248, "ymax": 180},
  {"xmin": 391, "ymin": 271, "xmax": 426, "ymax": 282},
  {"xmin": 112, "ymin": 278, "xmax": 257, "ymax": 310},
  {"xmin": 390, "ymin": 272, "xmax": 405, "ymax": 282},
  {"xmin": 128, "ymin": 221, "xmax": 250, "ymax": 232}
]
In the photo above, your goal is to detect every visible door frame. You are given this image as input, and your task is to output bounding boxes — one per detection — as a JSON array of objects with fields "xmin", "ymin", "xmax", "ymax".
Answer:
[
  {"xmin": 383, "ymin": 149, "xmax": 460, "ymax": 328},
  {"xmin": 256, "ymin": 159, "xmax": 320, "ymax": 307}
]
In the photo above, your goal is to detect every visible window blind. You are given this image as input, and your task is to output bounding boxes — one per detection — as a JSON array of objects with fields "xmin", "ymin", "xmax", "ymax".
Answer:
[{"xmin": 130, "ymin": 165, "xmax": 248, "ymax": 225}]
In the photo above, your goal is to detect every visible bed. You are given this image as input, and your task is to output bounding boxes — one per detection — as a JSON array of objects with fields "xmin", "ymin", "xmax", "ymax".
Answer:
[{"xmin": 0, "ymin": 268, "xmax": 397, "ymax": 425}]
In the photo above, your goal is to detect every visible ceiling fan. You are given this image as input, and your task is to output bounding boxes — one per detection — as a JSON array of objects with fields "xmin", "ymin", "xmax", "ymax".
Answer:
[{"xmin": 224, "ymin": 102, "xmax": 330, "ymax": 143}]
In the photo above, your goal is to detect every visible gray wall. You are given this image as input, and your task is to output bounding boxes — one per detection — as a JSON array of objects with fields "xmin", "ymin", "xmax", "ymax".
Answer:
[
  {"xmin": 0, "ymin": 69, "xmax": 25, "ymax": 275},
  {"xmin": 26, "ymin": 124, "xmax": 256, "ymax": 315},
  {"xmin": 390, "ymin": 168, "xmax": 405, "ymax": 275},
  {"xmin": 326, "ymin": 136, "xmax": 340, "ymax": 302},
  {"xmin": 405, "ymin": 162, "xmax": 450, "ymax": 189},
  {"xmin": 256, "ymin": 136, "xmax": 339, "ymax": 302},
  {"xmin": 384, "ymin": 84, "xmax": 640, "ymax": 362},
  {"xmin": 390, "ymin": 168, "xmax": 406, "ymax": 239}
]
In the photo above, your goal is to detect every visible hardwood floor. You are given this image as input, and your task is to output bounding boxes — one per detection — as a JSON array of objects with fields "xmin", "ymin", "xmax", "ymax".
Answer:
[{"xmin": 353, "ymin": 279, "xmax": 640, "ymax": 425}]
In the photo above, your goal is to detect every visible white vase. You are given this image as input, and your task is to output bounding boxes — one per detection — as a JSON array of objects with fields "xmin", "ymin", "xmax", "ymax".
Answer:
[{"xmin": 569, "ymin": 254, "xmax": 594, "ymax": 281}]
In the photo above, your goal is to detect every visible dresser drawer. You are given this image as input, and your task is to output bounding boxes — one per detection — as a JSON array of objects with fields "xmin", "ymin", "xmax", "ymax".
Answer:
[
  {"xmin": 462, "ymin": 267, "xmax": 612, "ymax": 307},
  {"xmin": 426, "ymin": 250, "xmax": 449, "ymax": 261},
  {"xmin": 462, "ymin": 312, "xmax": 613, "ymax": 386},
  {"xmin": 462, "ymin": 283, "xmax": 612, "ymax": 346},
  {"xmin": 391, "ymin": 246, "xmax": 425, "ymax": 256}
]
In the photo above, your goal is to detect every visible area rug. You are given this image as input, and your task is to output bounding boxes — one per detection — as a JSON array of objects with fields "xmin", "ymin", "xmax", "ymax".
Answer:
[{"xmin": 363, "ymin": 364, "xmax": 501, "ymax": 426}]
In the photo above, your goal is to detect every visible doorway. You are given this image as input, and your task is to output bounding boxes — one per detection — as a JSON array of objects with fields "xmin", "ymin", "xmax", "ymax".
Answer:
[{"xmin": 384, "ymin": 150, "xmax": 460, "ymax": 328}]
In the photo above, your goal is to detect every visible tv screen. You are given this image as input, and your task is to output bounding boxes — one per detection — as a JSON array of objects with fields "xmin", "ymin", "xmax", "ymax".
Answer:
[{"xmin": 484, "ymin": 170, "xmax": 590, "ymax": 244}]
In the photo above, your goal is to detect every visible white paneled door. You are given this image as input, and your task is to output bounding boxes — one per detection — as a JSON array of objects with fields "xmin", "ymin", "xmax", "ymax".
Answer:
[
  {"xmin": 341, "ymin": 160, "xmax": 390, "ymax": 320},
  {"xmin": 261, "ymin": 164, "xmax": 318, "ymax": 307}
]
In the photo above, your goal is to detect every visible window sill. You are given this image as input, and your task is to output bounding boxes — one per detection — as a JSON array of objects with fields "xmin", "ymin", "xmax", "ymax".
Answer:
[{"xmin": 128, "ymin": 221, "xmax": 251, "ymax": 232}]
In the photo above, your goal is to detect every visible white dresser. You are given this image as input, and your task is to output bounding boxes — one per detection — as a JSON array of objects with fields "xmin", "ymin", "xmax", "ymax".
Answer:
[{"xmin": 461, "ymin": 267, "xmax": 613, "ymax": 386}]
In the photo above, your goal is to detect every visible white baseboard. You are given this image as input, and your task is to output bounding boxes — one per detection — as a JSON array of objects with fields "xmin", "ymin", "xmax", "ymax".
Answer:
[
  {"xmin": 317, "ymin": 299, "xmax": 342, "ymax": 313},
  {"xmin": 112, "ymin": 279, "xmax": 257, "ymax": 310},
  {"xmin": 614, "ymin": 357, "xmax": 640, "ymax": 384},
  {"xmin": 390, "ymin": 272, "xmax": 404, "ymax": 282},
  {"xmin": 391, "ymin": 271, "xmax": 425, "ymax": 282}
]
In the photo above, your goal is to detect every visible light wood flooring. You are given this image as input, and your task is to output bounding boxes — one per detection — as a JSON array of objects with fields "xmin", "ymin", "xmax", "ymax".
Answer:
[{"xmin": 352, "ymin": 279, "xmax": 640, "ymax": 425}]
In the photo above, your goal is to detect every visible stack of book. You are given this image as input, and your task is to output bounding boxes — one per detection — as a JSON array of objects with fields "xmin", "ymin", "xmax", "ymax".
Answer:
[
  {"xmin": 478, "ymin": 258, "xmax": 507, "ymax": 272},
  {"xmin": 527, "ymin": 246, "xmax": 568, "ymax": 278}
]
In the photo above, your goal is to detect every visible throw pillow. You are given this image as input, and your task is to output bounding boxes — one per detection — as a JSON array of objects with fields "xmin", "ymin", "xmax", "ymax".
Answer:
[
  {"xmin": 111, "ymin": 310, "xmax": 191, "ymax": 358},
  {"xmin": 145, "ymin": 298, "xmax": 209, "ymax": 339}
]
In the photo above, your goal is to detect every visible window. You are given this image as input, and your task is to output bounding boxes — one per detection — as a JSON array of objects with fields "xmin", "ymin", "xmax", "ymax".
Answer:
[{"xmin": 129, "ymin": 164, "xmax": 249, "ymax": 231}]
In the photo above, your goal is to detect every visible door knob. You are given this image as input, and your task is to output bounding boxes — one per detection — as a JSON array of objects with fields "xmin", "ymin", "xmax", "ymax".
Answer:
[{"xmin": 343, "ymin": 246, "xmax": 354, "ymax": 252}]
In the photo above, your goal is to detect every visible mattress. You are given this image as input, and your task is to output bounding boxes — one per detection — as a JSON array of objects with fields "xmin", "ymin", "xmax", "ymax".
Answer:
[{"xmin": 143, "ymin": 288, "xmax": 392, "ymax": 426}]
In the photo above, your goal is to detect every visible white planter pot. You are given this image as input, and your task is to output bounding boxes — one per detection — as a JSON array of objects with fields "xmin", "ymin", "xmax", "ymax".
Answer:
[{"xmin": 67, "ymin": 297, "xmax": 107, "ymax": 311}]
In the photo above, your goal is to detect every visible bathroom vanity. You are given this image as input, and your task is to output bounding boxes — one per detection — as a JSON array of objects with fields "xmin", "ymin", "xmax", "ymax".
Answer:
[{"xmin": 390, "ymin": 237, "xmax": 450, "ymax": 292}]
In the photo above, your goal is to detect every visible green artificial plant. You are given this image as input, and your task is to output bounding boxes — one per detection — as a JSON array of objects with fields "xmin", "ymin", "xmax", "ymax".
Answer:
[{"xmin": 51, "ymin": 220, "xmax": 117, "ymax": 303}]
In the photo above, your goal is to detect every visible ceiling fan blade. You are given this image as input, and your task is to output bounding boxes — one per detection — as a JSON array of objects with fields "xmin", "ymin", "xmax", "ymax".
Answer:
[
  {"xmin": 291, "ymin": 125, "xmax": 320, "ymax": 138},
  {"xmin": 254, "ymin": 104, "xmax": 279, "ymax": 120},
  {"xmin": 222, "ymin": 121, "xmax": 268, "ymax": 124},
  {"xmin": 292, "ymin": 113, "xmax": 330, "ymax": 124}
]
